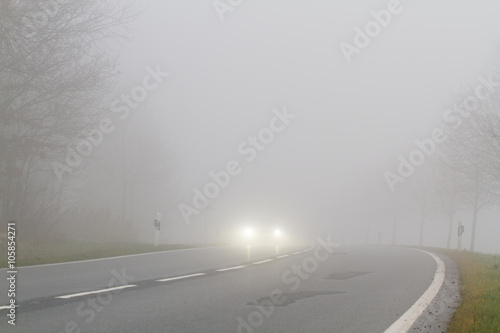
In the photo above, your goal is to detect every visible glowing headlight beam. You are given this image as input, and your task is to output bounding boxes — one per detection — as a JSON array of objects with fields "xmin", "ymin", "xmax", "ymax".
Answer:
[{"xmin": 244, "ymin": 227, "xmax": 255, "ymax": 238}]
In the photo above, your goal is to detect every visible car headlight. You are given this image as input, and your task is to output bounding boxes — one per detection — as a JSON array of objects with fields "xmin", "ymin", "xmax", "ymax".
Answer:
[{"xmin": 244, "ymin": 227, "xmax": 255, "ymax": 238}]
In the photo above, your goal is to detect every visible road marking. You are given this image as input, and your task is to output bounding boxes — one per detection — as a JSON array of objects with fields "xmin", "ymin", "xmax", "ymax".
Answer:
[
  {"xmin": 216, "ymin": 265, "xmax": 246, "ymax": 272},
  {"xmin": 0, "ymin": 305, "xmax": 18, "ymax": 310},
  {"xmin": 157, "ymin": 273, "xmax": 205, "ymax": 282},
  {"xmin": 253, "ymin": 259, "xmax": 274, "ymax": 264},
  {"xmin": 3, "ymin": 246, "xmax": 225, "ymax": 269},
  {"xmin": 383, "ymin": 249, "xmax": 446, "ymax": 333},
  {"xmin": 292, "ymin": 251, "xmax": 302, "ymax": 255},
  {"xmin": 276, "ymin": 254, "xmax": 289, "ymax": 258},
  {"xmin": 56, "ymin": 285, "xmax": 136, "ymax": 299}
]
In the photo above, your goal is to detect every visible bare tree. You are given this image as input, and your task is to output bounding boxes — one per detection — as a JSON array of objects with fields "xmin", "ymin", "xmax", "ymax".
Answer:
[
  {"xmin": 431, "ymin": 153, "xmax": 469, "ymax": 249},
  {"xmin": 0, "ymin": 0, "xmax": 136, "ymax": 237},
  {"xmin": 87, "ymin": 118, "xmax": 177, "ymax": 232},
  {"xmin": 402, "ymin": 163, "xmax": 441, "ymax": 247},
  {"xmin": 438, "ymin": 90, "xmax": 500, "ymax": 251}
]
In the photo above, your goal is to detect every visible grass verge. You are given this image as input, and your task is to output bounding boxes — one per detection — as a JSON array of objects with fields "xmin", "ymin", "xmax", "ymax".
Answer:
[
  {"xmin": 0, "ymin": 239, "xmax": 201, "ymax": 268},
  {"xmin": 435, "ymin": 249, "xmax": 500, "ymax": 333}
]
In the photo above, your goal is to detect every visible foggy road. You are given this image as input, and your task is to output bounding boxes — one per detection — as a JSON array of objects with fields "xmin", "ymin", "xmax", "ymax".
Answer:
[
  {"xmin": 0, "ymin": 245, "xmax": 303, "ymax": 305},
  {"xmin": 0, "ymin": 244, "xmax": 456, "ymax": 333},
  {"xmin": 5, "ymin": 1, "xmax": 500, "ymax": 331}
]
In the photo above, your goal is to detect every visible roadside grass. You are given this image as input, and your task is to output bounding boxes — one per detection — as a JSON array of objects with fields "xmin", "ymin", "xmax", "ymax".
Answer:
[
  {"xmin": 0, "ymin": 239, "xmax": 200, "ymax": 268},
  {"xmin": 436, "ymin": 249, "xmax": 500, "ymax": 333}
]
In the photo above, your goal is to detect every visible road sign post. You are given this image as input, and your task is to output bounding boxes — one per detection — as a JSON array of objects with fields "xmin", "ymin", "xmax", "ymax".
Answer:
[
  {"xmin": 153, "ymin": 212, "xmax": 161, "ymax": 246},
  {"xmin": 457, "ymin": 221, "xmax": 464, "ymax": 251}
]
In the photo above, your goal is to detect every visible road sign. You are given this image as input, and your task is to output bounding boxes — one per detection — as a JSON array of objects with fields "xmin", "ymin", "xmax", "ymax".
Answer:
[
  {"xmin": 154, "ymin": 219, "xmax": 161, "ymax": 231},
  {"xmin": 458, "ymin": 225, "xmax": 464, "ymax": 236},
  {"xmin": 153, "ymin": 212, "xmax": 161, "ymax": 246}
]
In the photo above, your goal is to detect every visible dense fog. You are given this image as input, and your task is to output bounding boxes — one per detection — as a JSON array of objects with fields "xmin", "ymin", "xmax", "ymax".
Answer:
[{"xmin": 2, "ymin": 0, "xmax": 500, "ymax": 254}]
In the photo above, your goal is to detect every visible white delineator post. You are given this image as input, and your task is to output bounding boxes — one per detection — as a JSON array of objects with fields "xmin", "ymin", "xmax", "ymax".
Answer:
[
  {"xmin": 457, "ymin": 221, "xmax": 464, "ymax": 251},
  {"xmin": 154, "ymin": 212, "xmax": 161, "ymax": 246}
]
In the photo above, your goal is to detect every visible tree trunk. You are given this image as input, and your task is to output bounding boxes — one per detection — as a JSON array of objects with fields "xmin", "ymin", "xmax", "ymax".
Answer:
[
  {"xmin": 446, "ymin": 211, "xmax": 454, "ymax": 249},
  {"xmin": 470, "ymin": 200, "xmax": 479, "ymax": 252},
  {"xmin": 122, "ymin": 180, "xmax": 127, "ymax": 226},
  {"xmin": 391, "ymin": 195, "xmax": 397, "ymax": 245},
  {"xmin": 419, "ymin": 215, "xmax": 425, "ymax": 247}
]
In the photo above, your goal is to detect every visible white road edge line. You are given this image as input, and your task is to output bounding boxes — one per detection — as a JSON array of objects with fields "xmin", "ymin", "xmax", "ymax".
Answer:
[
  {"xmin": 0, "ymin": 305, "xmax": 18, "ymax": 310},
  {"xmin": 253, "ymin": 259, "xmax": 274, "ymax": 265},
  {"xmin": 157, "ymin": 273, "xmax": 205, "ymax": 282},
  {"xmin": 216, "ymin": 265, "xmax": 246, "ymax": 272},
  {"xmin": 276, "ymin": 254, "xmax": 289, "ymax": 258},
  {"xmin": 383, "ymin": 249, "xmax": 446, "ymax": 333},
  {"xmin": 56, "ymin": 285, "xmax": 136, "ymax": 299},
  {"xmin": 6, "ymin": 246, "xmax": 225, "ymax": 269}
]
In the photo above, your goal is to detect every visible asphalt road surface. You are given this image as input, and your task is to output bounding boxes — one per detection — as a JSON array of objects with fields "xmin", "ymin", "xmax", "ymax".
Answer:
[{"xmin": 0, "ymin": 240, "xmax": 458, "ymax": 333}]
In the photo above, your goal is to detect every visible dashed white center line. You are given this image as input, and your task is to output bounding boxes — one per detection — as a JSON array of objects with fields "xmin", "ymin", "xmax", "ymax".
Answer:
[
  {"xmin": 216, "ymin": 265, "xmax": 246, "ymax": 272},
  {"xmin": 276, "ymin": 254, "xmax": 289, "ymax": 258},
  {"xmin": 253, "ymin": 259, "xmax": 274, "ymax": 265},
  {"xmin": 157, "ymin": 273, "xmax": 205, "ymax": 282},
  {"xmin": 56, "ymin": 285, "xmax": 136, "ymax": 299}
]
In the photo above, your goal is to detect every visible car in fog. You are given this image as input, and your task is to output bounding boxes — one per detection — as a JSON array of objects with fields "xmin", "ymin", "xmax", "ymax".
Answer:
[{"xmin": 241, "ymin": 225, "xmax": 284, "ymax": 246}]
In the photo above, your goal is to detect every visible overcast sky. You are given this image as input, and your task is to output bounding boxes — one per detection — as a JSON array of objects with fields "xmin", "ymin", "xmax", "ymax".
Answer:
[{"xmin": 111, "ymin": 0, "xmax": 500, "ymax": 253}]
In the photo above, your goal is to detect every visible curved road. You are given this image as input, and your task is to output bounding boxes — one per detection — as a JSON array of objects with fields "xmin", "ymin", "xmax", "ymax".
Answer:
[{"xmin": 0, "ymin": 240, "xmax": 457, "ymax": 332}]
